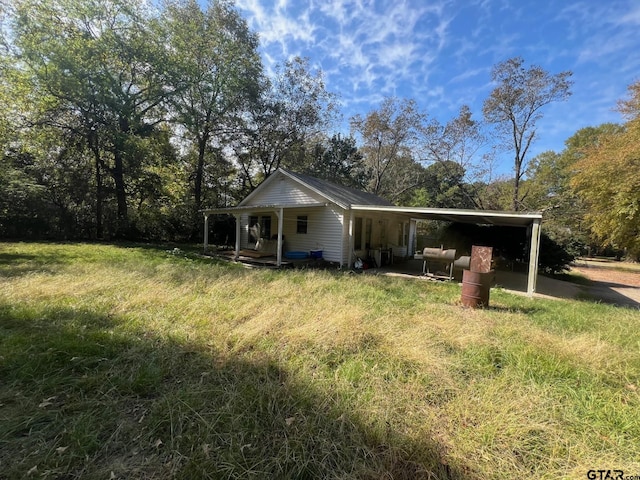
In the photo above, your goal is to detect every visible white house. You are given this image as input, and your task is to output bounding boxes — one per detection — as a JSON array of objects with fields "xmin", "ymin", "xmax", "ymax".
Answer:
[{"xmin": 202, "ymin": 168, "xmax": 544, "ymax": 296}]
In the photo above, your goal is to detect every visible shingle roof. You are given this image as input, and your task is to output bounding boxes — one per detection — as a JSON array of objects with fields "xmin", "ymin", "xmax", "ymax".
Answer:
[{"xmin": 280, "ymin": 169, "xmax": 394, "ymax": 208}]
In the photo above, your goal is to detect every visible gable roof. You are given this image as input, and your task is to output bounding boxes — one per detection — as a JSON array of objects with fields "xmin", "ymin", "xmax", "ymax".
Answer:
[
  {"xmin": 278, "ymin": 169, "xmax": 393, "ymax": 209},
  {"xmin": 235, "ymin": 168, "xmax": 393, "ymax": 210}
]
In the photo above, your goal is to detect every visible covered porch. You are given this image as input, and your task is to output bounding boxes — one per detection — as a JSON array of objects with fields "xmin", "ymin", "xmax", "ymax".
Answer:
[{"xmin": 202, "ymin": 202, "xmax": 328, "ymax": 267}]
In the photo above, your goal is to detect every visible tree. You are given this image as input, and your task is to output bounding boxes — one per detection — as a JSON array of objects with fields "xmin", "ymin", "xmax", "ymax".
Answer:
[
  {"xmin": 483, "ymin": 57, "xmax": 572, "ymax": 210},
  {"xmin": 570, "ymin": 81, "xmax": 640, "ymax": 259},
  {"xmin": 236, "ymin": 57, "xmax": 336, "ymax": 191},
  {"xmin": 415, "ymin": 160, "xmax": 474, "ymax": 209},
  {"xmin": 350, "ymin": 97, "xmax": 425, "ymax": 199},
  {"xmin": 419, "ymin": 105, "xmax": 491, "ymax": 208},
  {"xmin": 301, "ymin": 134, "xmax": 369, "ymax": 189},
  {"xmin": 525, "ymin": 124, "xmax": 624, "ymax": 255},
  {"xmin": 10, "ymin": 0, "xmax": 174, "ymax": 237},
  {"xmin": 377, "ymin": 155, "xmax": 427, "ymax": 205},
  {"xmin": 164, "ymin": 0, "xmax": 262, "ymax": 218}
]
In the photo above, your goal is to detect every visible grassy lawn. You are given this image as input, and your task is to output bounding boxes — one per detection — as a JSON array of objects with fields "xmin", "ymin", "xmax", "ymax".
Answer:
[{"xmin": 1, "ymin": 242, "xmax": 639, "ymax": 479}]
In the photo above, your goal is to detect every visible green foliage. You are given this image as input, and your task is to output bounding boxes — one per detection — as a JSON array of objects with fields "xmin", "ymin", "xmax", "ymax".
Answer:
[
  {"xmin": 350, "ymin": 97, "xmax": 425, "ymax": 198},
  {"xmin": 164, "ymin": 0, "xmax": 262, "ymax": 214},
  {"xmin": 410, "ymin": 160, "xmax": 475, "ymax": 208},
  {"xmin": 0, "ymin": 151, "xmax": 50, "ymax": 237},
  {"xmin": 483, "ymin": 57, "xmax": 573, "ymax": 210},
  {"xmin": 300, "ymin": 134, "xmax": 370, "ymax": 189},
  {"xmin": 537, "ymin": 232, "xmax": 575, "ymax": 274},
  {"xmin": 1, "ymin": 0, "xmax": 270, "ymax": 240},
  {"xmin": 569, "ymin": 82, "xmax": 640, "ymax": 260},
  {"xmin": 7, "ymin": 0, "xmax": 175, "ymax": 237},
  {"xmin": 237, "ymin": 56, "xmax": 337, "ymax": 192}
]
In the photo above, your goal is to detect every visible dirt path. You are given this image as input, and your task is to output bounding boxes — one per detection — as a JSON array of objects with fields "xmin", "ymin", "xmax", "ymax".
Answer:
[
  {"xmin": 569, "ymin": 259, "xmax": 640, "ymax": 308},
  {"xmin": 571, "ymin": 260, "xmax": 640, "ymax": 287}
]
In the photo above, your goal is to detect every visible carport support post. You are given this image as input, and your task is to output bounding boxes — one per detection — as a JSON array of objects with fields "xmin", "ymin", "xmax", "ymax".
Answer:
[
  {"xmin": 527, "ymin": 218, "xmax": 542, "ymax": 297},
  {"xmin": 276, "ymin": 207, "xmax": 283, "ymax": 267},
  {"xmin": 203, "ymin": 213, "xmax": 209, "ymax": 253},
  {"xmin": 234, "ymin": 214, "xmax": 241, "ymax": 260},
  {"xmin": 409, "ymin": 219, "xmax": 417, "ymax": 255}
]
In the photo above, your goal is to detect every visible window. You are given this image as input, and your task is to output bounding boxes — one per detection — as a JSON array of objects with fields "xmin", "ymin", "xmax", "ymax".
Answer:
[
  {"xmin": 354, "ymin": 217, "xmax": 372, "ymax": 250},
  {"xmin": 354, "ymin": 217, "xmax": 363, "ymax": 250},
  {"xmin": 297, "ymin": 215, "xmax": 308, "ymax": 234},
  {"xmin": 398, "ymin": 222, "xmax": 408, "ymax": 246},
  {"xmin": 248, "ymin": 215, "xmax": 272, "ymax": 241},
  {"xmin": 261, "ymin": 216, "xmax": 271, "ymax": 238}
]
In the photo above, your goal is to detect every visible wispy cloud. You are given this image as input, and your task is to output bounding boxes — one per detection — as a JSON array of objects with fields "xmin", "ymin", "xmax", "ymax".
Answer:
[
  {"xmin": 233, "ymin": 0, "xmax": 639, "ymax": 159},
  {"xmin": 617, "ymin": 3, "xmax": 640, "ymax": 25},
  {"xmin": 236, "ymin": 0, "xmax": 452, "ymax": 102}
]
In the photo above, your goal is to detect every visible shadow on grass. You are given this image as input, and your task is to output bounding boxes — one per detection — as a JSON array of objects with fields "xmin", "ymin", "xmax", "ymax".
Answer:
[
  {"xmin": 483, "ymin": 303, "xmax": 543, "ymax": 314},
  {"xmin": 0, "ymin": 241, "xmax": 234, "ymax": 280},
  {"xmin": 574, "ymin": 285, "xmax": 640, "ymax": 309},
  {"xmin": 0, "ymin": 301, "xmax": 467, "ymax": 480},
  {"xmin": 0, "ymin": 250, "xmax": 74, "ymax": 278}
]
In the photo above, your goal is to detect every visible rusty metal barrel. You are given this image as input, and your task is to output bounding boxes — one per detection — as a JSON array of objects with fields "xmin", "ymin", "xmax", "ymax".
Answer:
[
  {"xmin": 461, "ymin": 246, "xmax": 494, "ymax": 308},
  {"xmin": 461, "ymin": 270, "xmax": 492, "ymax": 307}
]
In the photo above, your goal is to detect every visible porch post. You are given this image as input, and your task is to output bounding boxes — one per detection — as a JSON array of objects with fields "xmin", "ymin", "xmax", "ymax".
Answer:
[
  {"xmin": 348, "ymin": 210, "xmax": 355, "ymax": 267},
  {"xmin": 276, "ymin": 207, "xmax": 284, "ymax": 267},
  {"xmin": 203, "ymin": 213, "xmax": 209, "ymax": 253},
  {"xmin": 527, "ymin": 218, "xmax": 542, "ymax": 297},
  {"xmin": 234, "ymin": 214, "xmax": 241, "ymax": 260}
]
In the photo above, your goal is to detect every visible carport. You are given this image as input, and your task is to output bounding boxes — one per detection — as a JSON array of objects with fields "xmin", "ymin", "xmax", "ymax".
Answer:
[{"xmin": 350, "ymin": 205, "xmax": 543, "ymax": 297}]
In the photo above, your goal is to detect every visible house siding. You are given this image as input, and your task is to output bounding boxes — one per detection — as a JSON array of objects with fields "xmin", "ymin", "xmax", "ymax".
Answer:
[
  {"xmin": 237, "ymin": 209, "xmax": 409, "ymax": 264},
  {"xmin": 280, "ymin": 206, "xmax": 344, "ymax": 263},
  {"xmin": 246, "ymin": 175, "xmax": 326, "ymax": 206}
]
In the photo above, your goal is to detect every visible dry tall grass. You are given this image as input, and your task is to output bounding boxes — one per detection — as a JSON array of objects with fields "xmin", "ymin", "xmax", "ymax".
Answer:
[{"xmin": 1, "ymin": 242, "xmax": 639, "ymax": 479}]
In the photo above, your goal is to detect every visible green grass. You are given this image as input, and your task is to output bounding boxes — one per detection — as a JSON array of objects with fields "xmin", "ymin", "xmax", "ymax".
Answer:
[{"xmin": 1, "ymin": 242, "xmax": 639, "ymax": 479}]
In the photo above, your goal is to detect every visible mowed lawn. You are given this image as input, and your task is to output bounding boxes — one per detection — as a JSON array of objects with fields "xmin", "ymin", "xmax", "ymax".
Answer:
[{"xmin": 1, "ymin": 242, "xmax": 639, "ymax": 479}]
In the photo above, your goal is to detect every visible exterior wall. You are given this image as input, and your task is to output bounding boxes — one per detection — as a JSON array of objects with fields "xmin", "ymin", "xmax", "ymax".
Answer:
[
  {"xmin": 280, "ymin": 206, "xmax": 344, "ymax": 263},
  {"xmin": 341, "ymin": 210, "xmax": 353, "ymax": 266},
  {"xmin": 237, "ymin": 207, "xmax": 346, "ymax": 263},
  {"xmin": 236, "ymin": 207, "xmax": 410, "ymax": 265}
]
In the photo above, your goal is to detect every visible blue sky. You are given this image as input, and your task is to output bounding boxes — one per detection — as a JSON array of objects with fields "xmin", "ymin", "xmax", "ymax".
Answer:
[{"xmin": 232, "ymin": 0, "xmax": 640, "ymax": 176}]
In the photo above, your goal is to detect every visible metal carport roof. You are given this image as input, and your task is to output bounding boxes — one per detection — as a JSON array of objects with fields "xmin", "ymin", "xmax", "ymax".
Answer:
[
  {"xmin": 350, "ymin": 205, "xmax": 543, "ymax": 297},
  {"xmin": 350, "ymin": 205, "xmax": 542, "ymax": 227}
]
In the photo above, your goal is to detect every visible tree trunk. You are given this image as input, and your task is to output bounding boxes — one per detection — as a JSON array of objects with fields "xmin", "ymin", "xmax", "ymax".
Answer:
[
  {"xmin": 194, "ymin": 134, "xmax": 208, "ymax": 212},
  {"xmin": 112, "ymin": 149, "xmax": 128, "ymax": 236},
  {"xmin": 513, "ymin": 176, "xmax": 520, "ymax": 211},
  {"xmin": 513, "ymin": 154, "xmax": 522, "ymax": 211},
  {"xmin": 88, "ymin": 133, "xmax": 104, "ymax": 239},
  {"xmin": 95, "ymin": 153, "xmax": 104, "ymax": 239}
]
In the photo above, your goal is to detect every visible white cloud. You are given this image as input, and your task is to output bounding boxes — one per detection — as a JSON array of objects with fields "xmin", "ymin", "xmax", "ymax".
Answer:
[
  {"xmin": 235, "ymin": 0, "xmax": 316, "ymax": 50},
  {"xmin": 233, "ymin": 0, "xmax": 638, "ymax": 149},
  {"xmin": 617, "ymin": 3, "xmax": 640, "ymax": 25}
]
